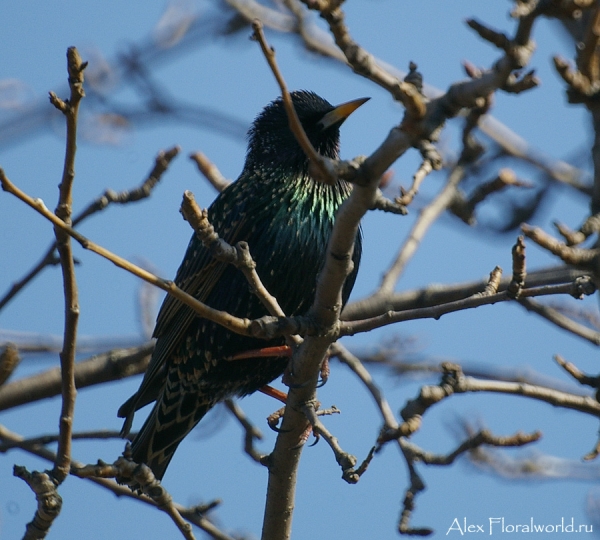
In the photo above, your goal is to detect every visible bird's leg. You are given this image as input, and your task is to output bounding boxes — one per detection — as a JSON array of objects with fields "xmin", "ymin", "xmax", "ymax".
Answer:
[
  {"xmin": 226, "ymin": 345, "xmax": 292, "ymax": 361},
  {"xmin": 261, "ymin": 386, "xmax": 290, "ymax": 432},
  {"xmin": 228, "ymin": 346, "xmax": 331, "ymax": 388},
  {"xmin": 227, "ymin": 344, "xmax": 307, "ymax": 392},
  {"xmin": 259, "ymin": 384, "xmax": 288, "ymax": 404}
]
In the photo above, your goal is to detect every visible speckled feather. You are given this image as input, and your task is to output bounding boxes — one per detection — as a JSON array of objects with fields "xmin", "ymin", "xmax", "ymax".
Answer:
[{"xmin": 118, "ymin": 91, "xmax": 362, "ymax": 479}]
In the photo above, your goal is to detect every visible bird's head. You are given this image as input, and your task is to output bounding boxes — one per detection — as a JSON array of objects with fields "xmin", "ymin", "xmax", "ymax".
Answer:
[{"xmin": 245, "ymin": 90, "xmax": 369, "ymax": 176}]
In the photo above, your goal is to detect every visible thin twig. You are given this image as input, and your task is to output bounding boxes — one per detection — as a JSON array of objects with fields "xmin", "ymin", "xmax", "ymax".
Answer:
[
  {"xmin": 330, "ymin": 342, "xmax": 397, "ymax": 430},
  {"xmin": 0, "ymin": 429, "xmax": 133, "ymax": 452},
  {"xmin": 377, "ymin": 164, "xmax": 466, "ymax": 296},
  {"xmin": 189, "ymin": 152, "xmax": 231, "ymax": 193},
  {"xmin": 51, "ymin": 47, "xmax": 87, "ymax": 491},
  {"xmin": 75, "ymin": 457, "xmax": 196, "ymax": 540},
  {"xmin": 224, "ymin": 399, "xmax": 267, "ymax": 464},
  {"xmin": 519, "ymin": 297, "xmax": 600, "ymax": 346},
  {"xmin": 370, "ymin": 189, "xmax": 407, "ymax": 215},
  {"xmin": 13, "ymin": 465, "xmax": 62, "ymax": 539},
  {"xmin": 180, "ymin": 191, "xmax": 285, "ymax": 319},
  {"xmin": 301, "ymin": 0, "xmax": 420, "ymax": 108},
  {"xmin": 396, "ymin": 362, "xmax": 600, "ymax": 440},
  {"xmin": 301, "ymin": 401, "xmax": 366, "ymax": 484},
  {"xmin": 451, "ymin": 168, "xmax": 532, "ymax": 225},
  {"xmin": 339, "ymin": 277, "xmax": 597, "ymax": 339},
  {"xmin": 180, "ymin": 191, "xmax": 302, "ymax": 349},
  {"xmin": 230, "ymin": 0, "xmax": 591, "ymax": 194},
  {"xmin": 554, "ymin": 354, "xmax": 600, "ymax": 390},
  {"xmin": 396, "ymin": 158, "xmax": 434, "ymax": 207},
  {"xmin": 0, "ymin": 251, "xmax": 61, "ymax": 312},
  {"xmin": 251, "ymin": 19, "xmax": 337, "ymax": 185},
  {"xmin": 74, "ymin": 146, "xmax": 180, "ymax": 222},
  {"xmin": 0, "ymin": 146, "xmax": 179, "ymax": 313},
  {"xmin": 401, "ymin": 428, "xmax": 541, "ymax": 466},
  {"xmin": 507, "ymin": 235, "xmax": 526, "ymax": 298},
  {"xmin": 343, "ymin": 265, "xmax": 590, "ymax": 321}
]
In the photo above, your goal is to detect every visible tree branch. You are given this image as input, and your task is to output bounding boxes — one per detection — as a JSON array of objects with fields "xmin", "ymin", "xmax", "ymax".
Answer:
[
  {"xmin": 51, "ymin": 47, "xmax": 87, "ymax": 492},
  {"xmin": 0, "ymin": 424, "xmax": 234, "ymax": 540},
  {"xmin": 0, "ymin": 170, "xmax": 312, "ymax": 342},
  {"xmin": 0, "ymin": 343, "xmax": 152, "ymax": 412},
  {"xmin": 0, "ymin": 146, "xmax": 179, "ymax": 313},
  {"xmin": 251, "ymin": 19, "xmax": 338, "ymax": 185}
]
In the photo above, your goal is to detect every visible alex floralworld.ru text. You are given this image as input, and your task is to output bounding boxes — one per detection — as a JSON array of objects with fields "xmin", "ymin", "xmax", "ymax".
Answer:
[{"xmin": 446, "ymin": 517, "xmax": 593, "ymax": 535}]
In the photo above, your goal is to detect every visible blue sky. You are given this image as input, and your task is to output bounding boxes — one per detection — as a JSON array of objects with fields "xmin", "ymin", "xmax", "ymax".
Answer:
[{"xmin": 1, "ymin": 1, "xmax": 599, "ymax": 538}]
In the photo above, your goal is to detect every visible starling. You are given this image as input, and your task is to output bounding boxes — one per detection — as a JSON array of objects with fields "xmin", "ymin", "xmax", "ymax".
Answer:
[{"xmin": 118, "ymin": 90, "xmax": 367, "ymax": 480}]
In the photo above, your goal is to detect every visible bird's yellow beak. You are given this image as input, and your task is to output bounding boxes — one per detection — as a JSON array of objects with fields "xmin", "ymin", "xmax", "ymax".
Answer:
[{"xmin": 318, "ymin": 97, "xmax": 370, "ymax": 130}]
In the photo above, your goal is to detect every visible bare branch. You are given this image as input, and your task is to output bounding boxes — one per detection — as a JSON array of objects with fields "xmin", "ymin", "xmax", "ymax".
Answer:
[
  {"xmin": 0, "ymin": 146, "xmax": 178, "ymax": 313},
  {"xmin": 522, "ymin": 223, "xmax": 599, "ymax": 268},
  {"xmin": 370, "ymin": 189, "xmax": 407, "ymax": 215},
  {"xmin": 377, "ymin": 164, "xmax": 466, "ymax": 296},
  {"xmin": 301, "ymin": 401, "xmax": 368, "ymax": 483},
  {"xmin": 0, "ymin": 343, "xmax": 152, "ymax": 412},
  {"xmin": 224, "ymin": 399, "xmax": 267, "ymax": 464},
  {"xmin": 251, "ymin": 19, "xmax": 337, "ymax": 185},
  {"xmin": 302, "ymin": 0, "xmax": 426, "ymax": 113},
  {"xmin": 180, "ymin": 190, "xmax": 302, "ymax": 352},
  {"xmin": 1, "ymin": 170, "xmax": 314, "ymax": 342},
  {"xmin": 451, "ymin": 168, "xmax": 532, "ymax": 225},
  {"xmin": 0, "ymin": 429, "xmax": 132, "ymax": 453},
  {"xmin": 396, "ymin": 156, "xmax": 434, "ymax": 207},
  {"xmin": 0, "ymin": 424, "xmax": 234, "ymax": 540},
  {"xmin": 241, "ymin": 0, "xmax": 591, "ymax": 194},
  {"xmin": 189, "ymin": 152, "xmax": 231, "ymax": 193},
  {"xmin": 508, "ymin": 235, "xmax": 526, "ymax": 299},
  {"xmin": 554, "ymin": 354, "xmax": 600, "ymax": 390},
  {"xmin": 344, "ymin": 265, "xmax": 590, "ymax": 321},
  {"xmin": 519, "ymin": 298, "xmax": 600, "ymax": 346},
  {"xmin": 51, "ymin": 47, "xmax": 87, "ymax": 491},
  {"xmin": 14, "ymin": 465, "xmax": 62, "ymax": 540},
  {"xmin": 395, "ymin": 362, "xmax": 600, "ymax": 442},
  {"xmin": 75, "ymin": 146, "xmax": 180, "ymax": 222},
  {"xmin": 341, "ymin": 272, "xmax": 597, "ymax": 339},
  {"xmin": 76, "ymin": 457, "xmax": 196, "ymax": 540},
  {"xmin": 180, "ymin": 191, "xmax": 287, "ymax": 319},
  {"xmin": 401, "ymin": 428, "xmax": 541, "ymax": 466}
]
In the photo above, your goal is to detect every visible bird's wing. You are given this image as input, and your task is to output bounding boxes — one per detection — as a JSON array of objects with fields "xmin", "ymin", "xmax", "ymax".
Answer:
[
  {"xmin": 120, "ymin": 182, "xmax": 252, "ymax": 420},
  {"xmin": 153, "ymin": 185, "xmax": 252, "ymax": 342}
]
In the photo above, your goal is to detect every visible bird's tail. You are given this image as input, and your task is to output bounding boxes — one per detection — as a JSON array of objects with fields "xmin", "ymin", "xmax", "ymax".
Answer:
[{"xmin": 129, "ymin": 390, "xmax": 214, "ymax": 481}]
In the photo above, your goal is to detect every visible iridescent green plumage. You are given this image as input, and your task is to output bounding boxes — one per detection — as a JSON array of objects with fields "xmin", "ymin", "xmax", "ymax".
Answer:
[{"xmin": 118, "ymin": 90, "xmax": 364, "ymax": 479}]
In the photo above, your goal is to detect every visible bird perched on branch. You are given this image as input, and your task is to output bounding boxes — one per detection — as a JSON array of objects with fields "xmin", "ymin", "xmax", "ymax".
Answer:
[{"xmin": 118, "ymin": 90, "xmax": 367, "ymax": 480}]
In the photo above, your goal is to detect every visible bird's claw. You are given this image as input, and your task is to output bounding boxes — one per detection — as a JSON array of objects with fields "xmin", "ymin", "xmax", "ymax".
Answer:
[
  {"xmin": 316, "ymin": 355, "xmax": 331, "ymax": 388},
  {"xmin": 267, "ymin": 406, "xmax": 287, "ymax": 432}
]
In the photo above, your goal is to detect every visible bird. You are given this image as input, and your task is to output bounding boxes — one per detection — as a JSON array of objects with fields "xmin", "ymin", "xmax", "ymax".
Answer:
[{"xmin": 118, "ymin": 90, "xmax": 368, "ymax": 481}]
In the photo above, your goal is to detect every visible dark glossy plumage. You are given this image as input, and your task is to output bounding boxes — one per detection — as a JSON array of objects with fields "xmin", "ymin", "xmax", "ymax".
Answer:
[{"xmin": 118, "ymin": 90, "xmax": 363, "ymax": 479}]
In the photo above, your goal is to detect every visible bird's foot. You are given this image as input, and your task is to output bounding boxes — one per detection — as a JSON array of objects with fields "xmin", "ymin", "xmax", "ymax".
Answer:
[
  {"xmin": 290, "ymin": 422, "xmax": 319, "ymax": 449},
  {"xmin": 317, "ymin": 356, "xmax": 330, "ymax": 388},
  {"xmin": 228, "ymin": 346, "xmax": 330, "ymax": 389},
  {"xmin": 267, "ymin": 405, "xmax": 287, "ymax": 432},
  {"xmin": 265, "ymin": 404, "xmax": 317, "ymax": 447}
]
